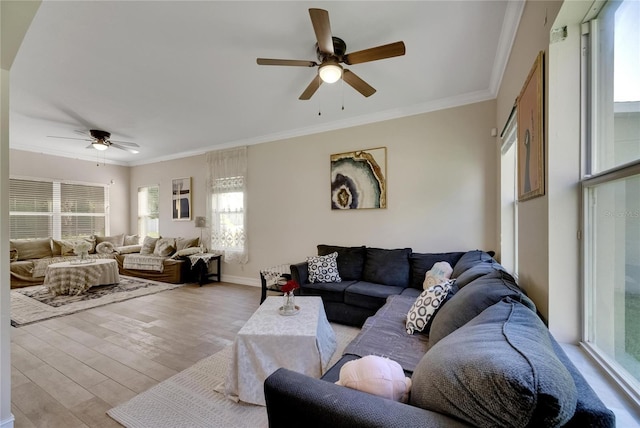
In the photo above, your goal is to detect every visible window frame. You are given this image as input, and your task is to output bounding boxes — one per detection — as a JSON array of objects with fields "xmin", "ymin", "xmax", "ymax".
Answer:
[
  {"xmin": 581, "ymin": 0, "xmax": 640, "ymax": 404},
  {"xmin": 137, "ymin": 184, "xmax": 160, "ymax": 238}
]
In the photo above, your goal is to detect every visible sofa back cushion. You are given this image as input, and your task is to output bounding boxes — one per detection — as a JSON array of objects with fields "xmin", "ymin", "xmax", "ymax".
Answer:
[
  {"xmin": 95, "ymin": 234, "xmax": 125, "ymax": 248},
  {"xmin": 362, "ymin": 247, "xmax": 412, "ymax": 288},
  {"xmin": 454, "ymin": 261, "xmax": 512, "ymax": 289},
  {"xmin": 450, "ymin": 250, "xmax": 495, "ymax": 278},
  {"xmin": 10, "ymin": 238, "xmax": 52, "ymax": 261},
  {"xmin": 429, "ymin": 270, "xmax": 535, "ymax": 346},
  {"xmin": 411, "ymin": 298, "xmax": 577, "ymax": 427},
  {"xmin": 52, "ymin": 237, "xmax": 97, "ymax": 256},
  {"xmin": 317, "ymin": 245, "xmax": 366, "ymax": 281},
  {"xmin": 408, "ymin": 252, "xmax": 465, "ymax": 289}
]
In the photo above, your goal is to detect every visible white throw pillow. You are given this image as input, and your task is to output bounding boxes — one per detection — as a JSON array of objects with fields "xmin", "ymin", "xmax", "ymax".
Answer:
[
  {"xmin": 336, "ymin": 355, "xmax": 412, "ymax": 403},
  {"xmin": 171, "ymin": 246, "xmax": 203, "ymax": 259},
  {"xmin": 140, "ymin": 236, "xmax": 159, "ymax": 255},
  {"xmin": 96, "ymin": 241, "xmax": 116, "ymax": 254},
  {"xmin": 423, "ymin": 261, "xmax": 453, "ymax": 290},
  {"xmin": 307, "ymin": 252, "xmax": 341, "ymax": 283},
  {"xmin": 406, "ymin": 280, "xmax": 453, "ymax": 334},
  {"xmin": 116, "ymin": 244, "xmax": 142, "ymax": 255}
]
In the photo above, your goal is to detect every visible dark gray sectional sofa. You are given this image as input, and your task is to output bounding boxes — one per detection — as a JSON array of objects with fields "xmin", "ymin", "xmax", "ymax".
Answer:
[{"xmin": 266, "ymin": 248, "xmax": 615, "ymax": 428}]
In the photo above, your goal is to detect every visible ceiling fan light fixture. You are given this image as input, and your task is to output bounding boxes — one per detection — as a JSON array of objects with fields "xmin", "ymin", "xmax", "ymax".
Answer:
[
  {"xmin": 92, "ymin": 141, "xmax": 108, "ymax": 151},
  {"xmin": 319, "ymin": 63, "xmax": 342, "ymax": 83}
]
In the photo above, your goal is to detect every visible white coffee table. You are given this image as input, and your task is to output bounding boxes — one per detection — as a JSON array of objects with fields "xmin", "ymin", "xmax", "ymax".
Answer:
[
  {"xmin": 225, "ymin": 296, "xmax": 336, "ymax": 406},
  {"xmin": 44, "ymin": 259, "xmax": 119, "ymax": 296}
]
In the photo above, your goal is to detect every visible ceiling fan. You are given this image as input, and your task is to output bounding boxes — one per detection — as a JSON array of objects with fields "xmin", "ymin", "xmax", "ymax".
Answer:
[
  {"xmin": 257, "ymin": 8, "xmax": 406, "ymax": 100},
  {"xmin": 48, "ymin": 129, "xmax": 140, "ymax": 154}
]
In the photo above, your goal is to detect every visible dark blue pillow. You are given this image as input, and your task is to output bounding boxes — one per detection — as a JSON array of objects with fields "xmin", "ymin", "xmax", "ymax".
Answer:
[
  {"xmin": 362, "ymin": 247, "xmax": 411, "ymax": 288},
  {"xmin": 411, "ymin": 298, "xmax": 577, "ymax": 427},
  {"xmin": 409, "ymin": 252, "xmax": 465, "ymax": 289},
  {"xmin": 317, "ymin": 245, "xmax": 366, "ymax": 281}
]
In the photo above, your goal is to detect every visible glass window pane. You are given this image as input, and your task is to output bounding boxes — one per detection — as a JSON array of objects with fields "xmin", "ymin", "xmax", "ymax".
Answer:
[
  {"xmin": 586, "ymin": 174, "xmax": 640, "ymax": 384},
  {"xmin": 592, "ymin": 0, "xmax": 640, "ymax": 173}
]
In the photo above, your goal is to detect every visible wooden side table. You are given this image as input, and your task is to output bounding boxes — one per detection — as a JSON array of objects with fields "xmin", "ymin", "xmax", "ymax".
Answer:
[{"xmin": 188, "ymin": 253, "xmax": 222, "ymax": 286}]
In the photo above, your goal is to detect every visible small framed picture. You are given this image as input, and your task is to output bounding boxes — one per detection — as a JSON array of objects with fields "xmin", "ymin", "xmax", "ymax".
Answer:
[{"xmin": 172, "ymin": 177, "xmax": 191, "ymax": 221}]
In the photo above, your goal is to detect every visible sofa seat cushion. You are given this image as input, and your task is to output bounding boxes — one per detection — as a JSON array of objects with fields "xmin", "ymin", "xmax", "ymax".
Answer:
[
  {"xmin": 317, "ymin": 245, "xmax": 366, "ymax": 281},
  {"xmin": 429, "ymin": 270, "xmax": 535, "ymax": 347},
  {"xmin": 411, "ymin": 298, "xmax": 578, "ymax": 428},
  {"xmin": 362, "ymin": 247, "xmax": 412, "ymax": 288},
  {"xmin": 400, "ymin": 287, "xmax": 421, "ymax": 298},
  {"xmin": 344, "ymin": 295, "xmax": 430, "ymax": 373},
  {"xmin": 344, "ymin": 281, "xmax": 404, "ymax": 310},
  {"xmin": 299, "ymin": 281, "xmax": 355, "ymax": 303},
  {"xmin": 409, "ymin": 252, "xmax": 465, "ymax": 289}
]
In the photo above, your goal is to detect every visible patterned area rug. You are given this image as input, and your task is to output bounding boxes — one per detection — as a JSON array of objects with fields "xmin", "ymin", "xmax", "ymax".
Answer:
[
  {"xmin": 107, "ymin": 323, "xmax": 361, "ymax": 428},
  {"xmin": 11, "ymin": 276, "xmax": 185, "ymax": 327}
]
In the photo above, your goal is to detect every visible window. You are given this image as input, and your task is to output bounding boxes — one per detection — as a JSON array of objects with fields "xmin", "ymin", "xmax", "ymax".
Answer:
[
  {"xmin": 583, "ymin": 0, "xmax": 640, "ymax": 401},
  {"xmin": 138, "ymin": 185, "xmax": 159, "ymax": 238},
  {"xmin": 9, "ymin": 178, "xmax": 108, "ymax": 239},
  {"xmin": 500, "ymin": 107, "xmax": 518, "ymax": 276},
  {"xmin": 206, "ymin": 147, "xmax": 248, "ymax": 264}
]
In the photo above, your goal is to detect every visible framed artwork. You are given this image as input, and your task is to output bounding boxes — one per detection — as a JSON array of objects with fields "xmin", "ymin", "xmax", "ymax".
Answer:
[
  {"xmin": 172, "ymin": 177, "xmax": 191, "ymax": 221},
  {"xmin": 517, "ymin": 51, "xmax": 545, "ymax": 201},
  {"xmin": 330, "ymin": 147, "xmax": 387, "ymax": 209}
]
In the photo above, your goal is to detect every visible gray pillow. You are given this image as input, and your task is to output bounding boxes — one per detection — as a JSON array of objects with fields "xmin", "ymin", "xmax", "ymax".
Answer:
[
  {"xmin": 428, "ymin": 270, "xmax": 535, "ymax": 346},
  {"xmin": 10, "ymin": 238, "xmax": 53, "ymax": 261},
  {"xmin": 140, "ymin": 236, "xmax": 159, "ymax": 255},
  {"xmin": 411, "ymin": 298, "xmax": 577, "ymax": 427},
  {"xmin": 454, "ymin": 261, "xmax": 512, "ymax": 289}
]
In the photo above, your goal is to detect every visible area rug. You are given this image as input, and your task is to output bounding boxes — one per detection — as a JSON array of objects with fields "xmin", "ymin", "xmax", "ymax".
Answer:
[
  {"xmin": 107, "ymin": 323, "xmax": 361, "ymax": 428},
  {"xmin": 11, "ymin": 276, "xmax": 185, "ymax": 327}
]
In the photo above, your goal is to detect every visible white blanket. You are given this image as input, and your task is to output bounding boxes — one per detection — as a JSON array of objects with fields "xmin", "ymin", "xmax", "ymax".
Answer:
[{"xmin": 123, "ymin": 254, "xmax": 165, "ymax": 272}]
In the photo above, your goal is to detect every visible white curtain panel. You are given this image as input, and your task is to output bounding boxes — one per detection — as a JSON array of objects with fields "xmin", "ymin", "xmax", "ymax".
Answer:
[{"xmin": 206, "ymin": 146, "xmax": 248, "ymax": 264}]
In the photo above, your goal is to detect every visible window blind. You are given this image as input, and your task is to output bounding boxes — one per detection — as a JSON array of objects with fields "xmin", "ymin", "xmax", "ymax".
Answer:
[{"xmin": 9, "ymin": 178, "xmax": 108, "ymax": 239}]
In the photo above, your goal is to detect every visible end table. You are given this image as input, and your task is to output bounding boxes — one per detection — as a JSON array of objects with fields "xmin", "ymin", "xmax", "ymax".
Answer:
[{"xmin": 188, "ymin": 253, "xmax": 222, "ymax": 286}]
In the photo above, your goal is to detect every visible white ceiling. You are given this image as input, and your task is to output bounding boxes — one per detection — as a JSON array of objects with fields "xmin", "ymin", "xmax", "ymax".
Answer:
[{"xmin": 9, "ymin": 1, "xmax": 523, "ymax": 166}]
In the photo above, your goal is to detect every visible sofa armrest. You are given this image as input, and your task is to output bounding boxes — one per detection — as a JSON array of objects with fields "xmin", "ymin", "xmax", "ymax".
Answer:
[
  {"xmin": 264, "ymin": 368, "xmax": 471, "ymax": 428},
  {"xmin": 290, "ymin": 262, "xmax": 309, "ymax": 285}
]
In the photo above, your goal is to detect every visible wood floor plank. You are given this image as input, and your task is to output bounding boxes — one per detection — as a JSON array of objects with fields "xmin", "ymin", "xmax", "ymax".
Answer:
[
  {"xmin": 10, "ymin": 282, "xmax": 262, "ymax": 427},
  {"xmin": 87, "ymin": 379, "xmax": 137, "ymax": 408},
  {"xmin": 12, "ymin": 381, "xmax": 89, "ymax": 428},
  {"xmin": 91, "ymin": 341, "xmax": 177, "ymax": 382}
]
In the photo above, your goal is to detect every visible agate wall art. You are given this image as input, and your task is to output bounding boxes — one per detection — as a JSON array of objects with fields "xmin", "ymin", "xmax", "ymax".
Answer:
[{"xmin": 330, "ymin": 147, "xmax": 387, "ymax": 210}]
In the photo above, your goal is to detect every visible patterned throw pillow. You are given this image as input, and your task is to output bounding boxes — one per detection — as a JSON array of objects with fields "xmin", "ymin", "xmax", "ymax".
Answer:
[
  {"xmin": 406, "ymin": 280, "xmax": 453, "ymax": 334},
  {"xmin": 154, "ymin": 238, "xmax": 176, "ymax": 257},
  {"xmin": 307, "ymin": 252, "xmax": 341, "ymax": 283},
  {"xmin": 423, "ymin": 261, "xmax": 453, "ymax": 290}
]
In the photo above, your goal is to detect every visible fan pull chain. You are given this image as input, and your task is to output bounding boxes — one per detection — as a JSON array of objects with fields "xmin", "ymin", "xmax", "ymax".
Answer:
[{"xmin": 341, "ymin": 76, "xmax": 345, "ymax": 111}]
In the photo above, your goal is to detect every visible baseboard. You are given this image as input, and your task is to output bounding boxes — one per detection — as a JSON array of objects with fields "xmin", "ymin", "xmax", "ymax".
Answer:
[
  {"xmin": 222, "ymin": 274, "xmax": 260, "ymax": 288},
  {"xmin": 0, "ymin": 414, "xmax": 15, "ymax": 428}
]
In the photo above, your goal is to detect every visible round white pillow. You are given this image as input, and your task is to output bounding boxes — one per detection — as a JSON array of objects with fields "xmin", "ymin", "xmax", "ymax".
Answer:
[
  {"xmin": 96, "ymin": 241, "xmax": 115, "ymax": 254},
  {"xmin": 335, "ymin": 355, "xmax": 412, "ymax": 403}
]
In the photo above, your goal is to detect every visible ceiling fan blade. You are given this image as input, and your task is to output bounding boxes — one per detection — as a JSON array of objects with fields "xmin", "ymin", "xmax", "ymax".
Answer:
[
  {"xmin": 74, "ymin": 129, "xmax": 90, "ymax": 136},
  {"xmin": 342, "ymin": 70, "xmax": 376, "ymax": 97},
  {"xmin": 48, "ymin": 135, "xmax": 92, "ymax": 142},
  {"xmin": 343, "ymin": 41, "xmax": 406, "ymax": 65},
  {"xmin": 257, "ymin": 58, "xmax": 317, "ymax": 67},
  {"xmin": 299, "ymin": 75, "xmax": 323, "ymax": 100},
  {"xmin": 110, "ymin": 143, "xmax": 140, "ymax": 154},
  {"xmin": 110, "ymin": 139, "xmax": 140, "ymax": 147},
  {"xmin": 309, "ymin": 8, "xmax": 334, "ymax": 55}
]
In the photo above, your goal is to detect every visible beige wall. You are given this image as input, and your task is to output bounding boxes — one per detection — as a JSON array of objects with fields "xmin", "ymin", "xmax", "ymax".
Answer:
[
  {"xmin": 130, "ymin": 100, "xmax": 498, "ymax": 285},
  {"xmin": 129, "ymin": 156, "xmax": 208, "ymax": 243},
  {"xmin": 9, "ymin": 150, "xmax": 131, "ymax": 236},
  {"xmin": 496, "ymin": 0, "xmax": 562, "ymax": 330}
]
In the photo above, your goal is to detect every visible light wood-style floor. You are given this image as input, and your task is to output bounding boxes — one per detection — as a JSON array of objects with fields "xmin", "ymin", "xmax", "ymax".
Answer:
[{"xmin": 10, "ymin": 282, "xmax": 262, "ymax": 428}]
